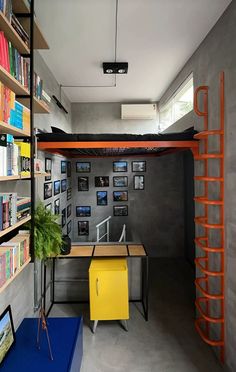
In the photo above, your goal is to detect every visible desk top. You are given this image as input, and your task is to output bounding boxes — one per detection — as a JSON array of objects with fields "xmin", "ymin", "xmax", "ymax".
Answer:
[{"xmin": 58, "ymin": 244, "xmax": 147, "ymax": 258}]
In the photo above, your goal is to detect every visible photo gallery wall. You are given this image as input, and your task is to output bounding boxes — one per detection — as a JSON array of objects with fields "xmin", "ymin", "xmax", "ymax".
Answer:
[
  {"xmin": 76, "ymin": 160, "xmax": 146, "ymax": 236},
  {"xmin": 44, "ymin": 158, "xmax": 72, "ymax": 236}
]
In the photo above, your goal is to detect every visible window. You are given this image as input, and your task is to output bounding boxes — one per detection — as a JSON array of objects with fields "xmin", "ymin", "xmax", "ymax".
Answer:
[{"xmin": 159, "ymin": 74, "xmax": 193, "ymax": 132}]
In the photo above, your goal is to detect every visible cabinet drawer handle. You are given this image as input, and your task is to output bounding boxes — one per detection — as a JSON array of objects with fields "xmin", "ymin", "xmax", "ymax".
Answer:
[{"xmin": 96, "ymin": 278, "xmax": 99, "ymax": 296}]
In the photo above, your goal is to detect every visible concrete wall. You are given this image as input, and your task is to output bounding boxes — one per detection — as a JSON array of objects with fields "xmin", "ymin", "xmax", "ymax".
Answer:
[
  {"xmin": 71, "ymin": 154, "xmax": 185, "ymax": 258},
  {"xmin": 72, "ymin": 102, "xmax": 159, "ymax": 134},
  {"xmin": 158, "ymin": 2, "xmax": 236, "ymax": 370}
]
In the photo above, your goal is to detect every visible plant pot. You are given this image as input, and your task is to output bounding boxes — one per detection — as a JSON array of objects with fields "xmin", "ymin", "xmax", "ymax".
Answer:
[{"xmin": 60, "ymin": 235, "xmax": 71, "ymax": 255}]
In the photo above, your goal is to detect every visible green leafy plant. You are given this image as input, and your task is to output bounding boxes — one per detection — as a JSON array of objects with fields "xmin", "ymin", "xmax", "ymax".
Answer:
[{"xmin": 26, "ymin": 203, "xmax": 63, "ymax": 260}]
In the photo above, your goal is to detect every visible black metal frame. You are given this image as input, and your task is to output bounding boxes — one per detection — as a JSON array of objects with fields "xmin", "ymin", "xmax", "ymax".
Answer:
[{"xmin": 44, "ymin": 244, "xmax": 149, "ymax": 321}]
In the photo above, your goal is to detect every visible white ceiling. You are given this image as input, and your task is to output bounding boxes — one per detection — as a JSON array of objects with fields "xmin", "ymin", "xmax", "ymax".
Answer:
[{"xmin": 36, "ymin": 0, "xmax": 231, "ymax": 103}]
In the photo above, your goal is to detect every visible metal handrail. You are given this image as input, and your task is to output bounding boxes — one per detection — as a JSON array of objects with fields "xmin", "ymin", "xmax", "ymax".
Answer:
[{"xmin": 96, "ymin": 216, "xmax": 112, "ymax": 242}]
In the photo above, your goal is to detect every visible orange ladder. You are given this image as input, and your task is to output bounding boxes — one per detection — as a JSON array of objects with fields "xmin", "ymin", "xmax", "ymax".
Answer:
[{"xmin": 193, "ymin": 72, "xmax": 225, "ymax": 362}]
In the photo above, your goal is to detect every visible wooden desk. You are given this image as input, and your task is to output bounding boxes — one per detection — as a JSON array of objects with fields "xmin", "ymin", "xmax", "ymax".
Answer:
[{"xmin": 46, "ymin": 243, "xmax": 149, "ymax": 321}]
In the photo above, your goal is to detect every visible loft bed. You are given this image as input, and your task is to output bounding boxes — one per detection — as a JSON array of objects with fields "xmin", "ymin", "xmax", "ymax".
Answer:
[{"xmin": 37, "ymin": 129, "xmax": 199, "ymax": 157}]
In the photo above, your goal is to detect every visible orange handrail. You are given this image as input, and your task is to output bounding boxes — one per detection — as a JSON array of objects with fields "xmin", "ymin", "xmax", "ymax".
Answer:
[{"xmin": 194, "ymin": 72, "xmax": 225, "ymax": 363}]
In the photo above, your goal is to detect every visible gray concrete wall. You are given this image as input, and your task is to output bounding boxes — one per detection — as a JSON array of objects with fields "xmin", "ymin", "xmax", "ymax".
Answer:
[
  {"xmin": 72, "ymin": 102, "xmax": 159, "ymax": 134},
  {"xmin": 71, "ymin": 154, "xmax": 185, "ymax": 257},
  {"xmin": 158, "ymin": 2, "xmax": 236, "ymax": 370}
]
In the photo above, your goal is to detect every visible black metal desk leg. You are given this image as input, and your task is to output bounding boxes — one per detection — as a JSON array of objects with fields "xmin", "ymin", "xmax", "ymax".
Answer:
[
  {"xmin": 145, "ymin": 257, "xmax": 149, "ymax": 321},
  {"xmin": 141, "ymin": 256, "xmax": 149, "ymax": 321},
  {"xmin": 43, "ymin": 261, "xmax": 46, "ymax": 311}
]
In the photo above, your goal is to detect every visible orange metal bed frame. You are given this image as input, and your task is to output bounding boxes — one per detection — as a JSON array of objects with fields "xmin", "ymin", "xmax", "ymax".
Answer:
[{"xmin": 193, "ymin": 72, "xmax": 225, "ymax": 363}]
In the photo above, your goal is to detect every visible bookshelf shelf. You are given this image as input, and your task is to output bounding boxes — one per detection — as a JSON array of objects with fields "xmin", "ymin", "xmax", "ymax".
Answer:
[
  {"xmin": 12, "ymin": 0, "xmax": 49, "ymax": 50},
  {"xmin": 0, "ymin": 120, "xmax": 30, "ymax": 136},
  {"xmin": 0, "ymin": 175, "xmax": 21, "ymax": 181},
  {"xmin": 0, "ymin": 215, "xmax": 31, "ymax": 238},
  {"xmin": 17, "ymin": 96, "xmax": 50, "ymax": 114},
  {"xmin": 0, "ymin": 11, "xmax": 30, "ymax": 54},
  {"xmin": 0, "ymin": 257, "xmax": 31, "ymax": 294}
]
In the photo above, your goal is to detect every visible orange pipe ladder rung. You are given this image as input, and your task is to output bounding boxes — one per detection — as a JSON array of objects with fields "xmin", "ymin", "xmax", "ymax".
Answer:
[
  {"xmin": 195, "ymin": 237, "xmax": 224, "ymax": 253},
  {"xmin": 195, "ymin": 277, "xmax": 224, "ymax": 300},
  {"xmin": 195, "ymin": 297, "xmax": 224, "ymax": 324},
  {"xmin": 195, "ymin": 257, "xmax": 224, "ymax": 277},
  {"xmin": 195, "ymin": 319, "xmax": 224, "ymax": 347},
  {"xmin": 194, "ymin": 216, "xmax": 224, "ymax": 229},
  {"xmin": 194, "ymin": 130, "xmax": 224, "ymax": 139},
  {"xmin": 194, "ymin": 197, "xmax": 223, "ymax": 205},
  {"xmin": 194, "ymin": 176, "xmax": 224, "ymax": 182},
  {"xmin": 194, "ymin": 153, "xmax": 224, "ymax": 160}
]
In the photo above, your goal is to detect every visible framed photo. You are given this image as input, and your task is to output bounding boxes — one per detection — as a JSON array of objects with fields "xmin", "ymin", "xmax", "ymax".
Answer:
[
  {"xmin": 113, "ymin": 176, "xmax": 128, "ymax": 187},
  {"xmin": 97, "ymin": 191, "xmax": 108, "ymax": 206},
  {"xmin": 113, "ymin": 161, "xmax": 128, "ymax": 172},
  {"xmin": 67, "ymin": 161, "xmax": 71, "ymax": 177},
  {"xmin": 61, "ymin": 160, "xmax": 67, "ymax": 174},
  {"xmin": 134, "ymin": 175, "xmax": 145, "ymax": 190},
  {"xmin": 54, "ymin": 198, "xmax": 60, "ymax": 215},
  {"xmin": 132, "ymin": 161, "xmax": 146, "ymax": 172},
  {"xmin": 113, "ymin": 205, "xmax": 128, "ymax": 217},
  {"xmin": 78, "ymin": 177, "xmax": 89, "ymax": 191},
  {"xmin": 67, "ymin": 188, "xmax": 72, "ymax": 201},
  {"xmin": 45, "ymin": 203, "xmax": 52, "ymax": 212},
  {"xmin": 67, "ymin": 204, "xmax": 72, "ymax": 218},
  {"xmin": 95, "ymin": 176, "xmax": 109, "ymax": 187},
  {"xmin": 62, "ymin": 208, "xmax": 66, "ymax": 227},
  {"xmin": 67, "ymin": 220, "xmax": 72, "ymax": 235},
  {"xmin": 76, "ymin": 206, "xmax": 91, "ymax": 217},
  {"xmin": 54, "ymin": 180, "xmax": 61, "ymax": 195},
  {"xmin": 45, "ymin": 158, "xmax": 52, "ymax": 181},
  {"xmin": 0, "ymin": 305, "xmax": 15, "ymax": 365},
  {"xmin": 76, "ymin": 162, "xmax": 91, "ymax": 173},
  {"xmin": 61, "ymin": 179, "xmax": 67, "ymax": 192},
  {"xmin": 44, "ymin": 182, "xmax": 52, "ymax": 200},
  {"xmin": 78, "ymin": 221, "xmax": 89, "ymax": 236},
  {"xmin": 113, "ymin": 191, "xmax": 128, "ymax": 202}
]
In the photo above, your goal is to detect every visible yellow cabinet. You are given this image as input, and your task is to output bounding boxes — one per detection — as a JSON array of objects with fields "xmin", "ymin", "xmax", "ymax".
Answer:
[{"xmin": 89, "ymin": 258, "xmax": 129, "ymax": 321}]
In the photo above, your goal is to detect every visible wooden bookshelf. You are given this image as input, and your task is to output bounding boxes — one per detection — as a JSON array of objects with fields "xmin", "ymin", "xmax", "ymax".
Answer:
[
  {"xmin": 0, "ymin": 175, "xmax": 21, "ymax": 181},
  {"xmin": 0, "ymin": 64, "xmax": 29, "ymax": 95},
  {"xmin": 0, "ymin": 120, "xmax": 30, "ymax": 136},
  {"xmin": 0, "ymin": 258, "xmax": 31, "ymax": 294},
  {"xmin": 0, "ymin": 11, "xmax": 30, "ymax": 54},
  {"xmin": 0, "ymin": 216, "xmax": 31, "ymax": 238},
  {"xmin": 12, "ymin": 0, "xmax": 49, "ymax": 50},
  {"xmin": 17, "ymin": 96, "xmax": 50, "ymax": 114}
]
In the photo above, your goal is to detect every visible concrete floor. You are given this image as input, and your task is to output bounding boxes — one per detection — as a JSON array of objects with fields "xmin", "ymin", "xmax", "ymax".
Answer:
[{"xmin": 50, "ymin": 258, "xmax": 222, "ymax": 372}]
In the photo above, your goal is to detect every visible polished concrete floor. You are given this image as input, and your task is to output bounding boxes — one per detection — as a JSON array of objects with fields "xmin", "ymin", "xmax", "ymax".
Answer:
[{"xmin": 50, "ymin": 258, "xmax": 222, "ymax": 372}]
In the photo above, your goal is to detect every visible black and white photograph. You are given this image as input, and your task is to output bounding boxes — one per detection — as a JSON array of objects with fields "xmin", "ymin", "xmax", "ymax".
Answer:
[
  {"xmin": 44, "ymin": 182, "xmax": 52, "ymax": 200},
  {"xmin": 67, "ymin": 204, "xmax": 72, "ymax": 218},
  {"xmin": 61, "ymin": 208, "xmax": 66, "ymax": 227},
  {"xmin": 67, "ymin": 188, "xmax": 72, "ymax": 200},
  {"xmin": 134, "ymin": 175, "xmax": 145, "ymax": 190},
  {"xmin": 45, "ymin": 203, "xmax": 52, "ymax": 212},
  {"xmin": 78, "ymin": 177, "xmax": 89, "ymax": 191},
  {"xmin": 61, "ymin": 179, "xmax": 67, "ymax": 192},
  {"xmin": 76, "ymin": 206, "xmax": 91, "ymax": 217},
  {"xmin": 67, "ymin": 161, "xmax": 71, "ymax": 177},
  {"xmin": 113, "ymin": 205, "xmax": 128, "ymax": 216},
  {"xmin": 61, "ymin": 160, "xmax": 67, "ymax": 174},
  {"xmin": 54, "ymin": 198, "xmax": 60, "ymax": 215},
  {"xmin": 54, "ymin": 180, "xmax": 61, "ymax": 195},
  {"xmin": 78, "ymin": 221, "xmax": 89, "ymax": 236},
  {"xmin": 97, "ymin": 191, "xmax": 108, "ymax": 205},
  {"xmin": 132, "ymin": 161, "xmax": 146, "ymax": 172},
  {"xmin": 76, "ymin": 162, "xmax": 91, "ymax": 173},
  {"xmin": 95, "ymin": 176, "xmax": 109, "ymax": 187},
  {"xmin": 45, "ymin": 158, "xmax": 52, "ymax": 181},
  {"xmin": 113, "ymin": 161, "xmax": 128, "ymax": 172},
  {"xmin": 113, "ymin": 191, "xmax": 128, "ymax": 201},
  {"xmin": 113, "ymin": 176, "xmax": 128, "ymax": 187},
  {"xmin": 67, "ymin": 220, "xmax": 72, "ymax": 234}
]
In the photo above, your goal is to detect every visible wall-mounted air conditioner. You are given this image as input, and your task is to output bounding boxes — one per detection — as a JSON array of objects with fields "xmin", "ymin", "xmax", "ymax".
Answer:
[{"xmin": 121, "ymin": 104, "xmax": 157, "ymax": 120}]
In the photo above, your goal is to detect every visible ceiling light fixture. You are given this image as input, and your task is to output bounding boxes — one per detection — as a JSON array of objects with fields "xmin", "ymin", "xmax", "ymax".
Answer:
[{"xmin": 103, "ymin": 62, "xmax": 128, "ymax": 74}]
